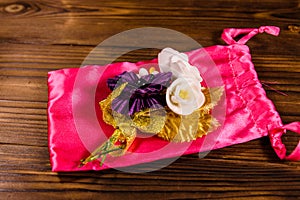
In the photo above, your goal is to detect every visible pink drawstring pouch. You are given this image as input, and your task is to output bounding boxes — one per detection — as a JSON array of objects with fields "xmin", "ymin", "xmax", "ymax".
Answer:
[{"xmin": 48, "ymin": 26, "xmax": 300, "ymax": 172}]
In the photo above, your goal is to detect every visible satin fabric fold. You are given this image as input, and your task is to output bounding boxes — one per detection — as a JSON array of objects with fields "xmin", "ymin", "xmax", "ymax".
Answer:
[
  {"xmin": 269, "ymin": 122, "xmax": 300, "ymax": 161},
  {"xmin": 221, "ymin": 26, "xmax": 280, "ymax": 45},
  {"xmin": 48, "ymin": 26, "xmax": 299, "ymax": 172}
]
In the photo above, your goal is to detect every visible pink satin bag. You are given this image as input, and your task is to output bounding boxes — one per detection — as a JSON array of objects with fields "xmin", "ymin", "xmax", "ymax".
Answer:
[{"xmin": 48, "ymin": 26, "xmax": 300, "ymax": 172}]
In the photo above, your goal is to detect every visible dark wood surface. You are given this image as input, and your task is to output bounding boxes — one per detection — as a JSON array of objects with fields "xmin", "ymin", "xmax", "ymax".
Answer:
[{"xmin": 0, "ymin": 0, "xmax": 299, "ymax": 199}]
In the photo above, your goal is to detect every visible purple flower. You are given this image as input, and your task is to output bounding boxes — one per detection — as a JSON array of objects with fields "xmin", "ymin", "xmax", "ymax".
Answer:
[{"xmin": 107, "ymin": 71, "xmax": 172, "ymax": 116}]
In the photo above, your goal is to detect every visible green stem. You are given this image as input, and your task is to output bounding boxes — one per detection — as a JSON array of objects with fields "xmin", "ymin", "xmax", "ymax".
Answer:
[{"xmin": 79, "ymin": 143, "xmax": 124, "ymax": 167}]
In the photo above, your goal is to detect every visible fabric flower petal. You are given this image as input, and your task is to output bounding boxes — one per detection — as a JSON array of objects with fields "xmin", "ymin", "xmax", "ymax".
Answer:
[{"xmin": 108, "ymin": 71, "xmax": 172, "ymax": 115}]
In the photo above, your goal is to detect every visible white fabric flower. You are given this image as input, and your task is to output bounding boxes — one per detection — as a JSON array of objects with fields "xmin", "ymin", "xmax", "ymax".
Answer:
[
  {"xmin": 166, "ymin": 77, "xmax": 205, "ymax": 115},
  {"xmin": 158, "ymin": 47, "xmax": 202, "ymax": 82},
  {"xmin": 158, "ymin": 47, "xmax": 205, "ymax": 115}
]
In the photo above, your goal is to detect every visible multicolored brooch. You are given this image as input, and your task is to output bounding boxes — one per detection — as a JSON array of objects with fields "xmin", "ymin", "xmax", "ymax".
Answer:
[{"xmin": 80, "ymin": 48, "xmax": 223, "ymax": 167}]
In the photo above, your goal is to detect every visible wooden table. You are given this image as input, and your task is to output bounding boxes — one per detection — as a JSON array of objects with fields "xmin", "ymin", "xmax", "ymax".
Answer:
[{"xmin": 0, "ymin": 0, "xmax": 299, "ymax": 199}]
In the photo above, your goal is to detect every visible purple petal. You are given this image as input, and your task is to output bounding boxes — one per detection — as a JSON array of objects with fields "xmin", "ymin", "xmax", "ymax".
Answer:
[
  {"xmin": 107, "ymin": 71, "xmax": 172, "ymax": 116},
  {"xmin": 107, "ymin": 71, "xmax": 139, "ymax": 90},
  {"xmin": 150, "ymin": 72, "xmax": 172, "ymax": 86}
]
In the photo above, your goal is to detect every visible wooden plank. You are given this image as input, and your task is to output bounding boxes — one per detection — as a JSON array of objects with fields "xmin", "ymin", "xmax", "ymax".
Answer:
[{"xmin": 0, "ymin": 0, "xmax": 299, "ymax": 199}]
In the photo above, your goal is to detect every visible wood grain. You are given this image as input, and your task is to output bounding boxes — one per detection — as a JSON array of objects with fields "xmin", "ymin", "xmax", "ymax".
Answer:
[{"xmin": 0, "ymin": 0, "xmax": 299, "ymax": 199}]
